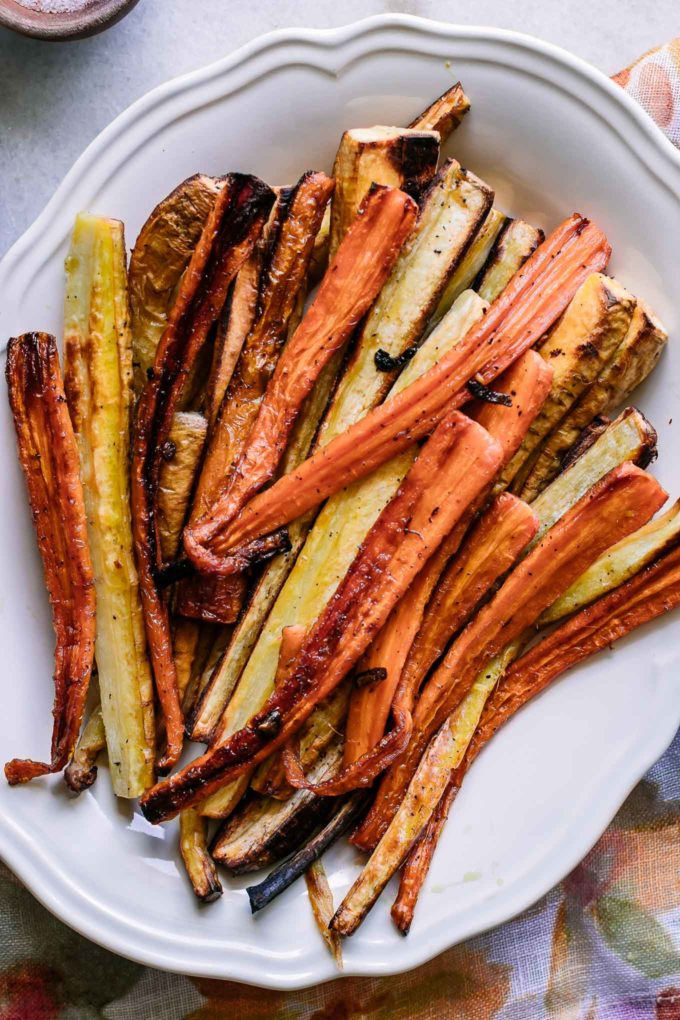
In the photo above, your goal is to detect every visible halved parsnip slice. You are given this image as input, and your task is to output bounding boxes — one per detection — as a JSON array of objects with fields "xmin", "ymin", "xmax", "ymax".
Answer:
[
  {"xmin": 64, "ymin": 703, "xmax": 107, "ymax": 793},
  {"xmin": 428, "ymin": 208, "xmax": 506, "ymax": 326},
  {"xmin": 329, "ymin": 126, "xmax": 439, "ymax": 258},
  {"xmin": 129, "ymin": 173, "xmax": 222, "ymax": 394},
  {"xmin": 476, "ymin": 218, "xmax": 544, "ymax": 303},
  {"xmin": 499, "ymin": 273, "xmax": 636, "ymax": 494},
  {"xmin": 519, "ymin": 301, "xmax": 668, "ymax": 500},
  {"xmin": 409, "ymin": 82, "xmax": 471, "ymax": 138},
  {"xmin": 179, "ymin": 808, "xmax": 222, "ymax": 902},
  {"xmin": 157, "ymin": 411, "xmax": 208, "ymax": 562}
]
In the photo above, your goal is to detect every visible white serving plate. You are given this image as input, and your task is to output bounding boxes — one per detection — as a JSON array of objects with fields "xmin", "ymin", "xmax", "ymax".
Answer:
[{"xmin": 0, "ymin": 15, "xmax": 679, "ymax": 990}]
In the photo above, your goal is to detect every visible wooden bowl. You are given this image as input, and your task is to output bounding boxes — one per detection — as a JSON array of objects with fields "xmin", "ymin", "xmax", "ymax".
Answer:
[{"xmin": 0, "ymin": 0, "xmax": 140, "ymax": 39}]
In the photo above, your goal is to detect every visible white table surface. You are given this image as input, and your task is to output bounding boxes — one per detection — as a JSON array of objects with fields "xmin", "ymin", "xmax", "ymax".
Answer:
[{"xmin": 0, "ymin": 0, "xmax": 676, "ymax": 257}]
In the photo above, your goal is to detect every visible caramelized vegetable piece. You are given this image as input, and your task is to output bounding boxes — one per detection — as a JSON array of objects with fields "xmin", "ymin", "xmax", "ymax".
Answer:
[
  {"xmin": 305, "ymin": 860, "xmax": 343, "ymax": 967},
  {"xmin": 157, "ymin": 412, "xmax": 208, "ymax": 561},
  {"xmin": 354, "ymin": 462, "xmax": 666, "ymax": 850},
  {"xmin": 409, "ymin": 82, "xmax": 471, "ymax": 137},
  {"xmin": 329, "ymin": 127, "xmax": 437, "ymax": 258},
  {"xmin": 475, "ymin": 219, "xmax": 544, "ymax": 303},
  {"xmin": 131, "ymin": 173, "xmax": 275, "ymax": 772},
  {"xmin": 64, "ymin": 703, "xmax": 106, "ymax": 793},
  {"xmin": 246, "ymin": 792, "xmax": 369, "ymax": 912},
  {"xmin": 129, "ymin": 173, "xmax": 222, "ymax": 393},
  {"xmin": 64, "ymin": 214, "xmax": 156, "ymax": 797},
  {"xmin": 140, "ymin": 410, "xmax": 503, "ymax": 822},
  {"xmin": 520, "ymin": 301, "xmax": 668, "ymax": 499},
  {"xmin": 5, "ymin": 333, "xmax": 96, "ymax": 785},
  {"xmin": 199, "ymin": 216, "xmax": 610, "ymax": 570},
  {"xmin": 184, "ymin": 185, "xmax": 418, "ymax": 575},
  {"xmin": 176, "ymin": 173, "xmax": 334, "ymax": 623},
  {"xmin": 429, "ymin": 209, "xmax": 506, "ymax": 325},
  {"xmin": 179, "ymin": 807, "xmax": 223, "ymax": 902},
  {"xmin": 500, "ymin": 273, "xmax": 635, "ymax": 495}
]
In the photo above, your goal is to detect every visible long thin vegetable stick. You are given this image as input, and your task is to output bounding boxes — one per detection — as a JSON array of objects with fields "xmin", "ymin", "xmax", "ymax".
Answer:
[
  {"xmin": 131, "ymin": 174, "xmax": 275, "ymax": 772},
  {"xmin": 184, "ymin": 185, "xmax": 418, "ymax": 572},
  {"xmin": 141, "ymin": 411, "xmax": 503, "ymax": 823},
  {"xmin": 305, "ymin": 860, "xmax": 343, "ymax": 968},
  {"xmin": 345, "ymin": 350, "xmax": 552, "ymax": 762},
  {"xmin": 179, "ymin": 807, "xmax": 223, "ymax": 902},
  {"xmin": 353, "ymin": 462, "xmax": 666, "ymax": 850},
  {"xmin": 192, "ymin": 216, "xmax": 610, "ymax": 573},
  {"xmin": 5, "ymin": 334, "xmax": 96, "ymax": 785}
]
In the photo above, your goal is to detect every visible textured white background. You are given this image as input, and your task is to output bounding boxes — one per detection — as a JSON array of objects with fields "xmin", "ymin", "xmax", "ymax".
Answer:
[{"xmin": 0, "ymin": 0, "xmax": 676, "ymax": 255}]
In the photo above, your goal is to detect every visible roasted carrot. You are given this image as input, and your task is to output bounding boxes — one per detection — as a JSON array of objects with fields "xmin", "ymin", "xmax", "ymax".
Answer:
[
  {"xmin": 345, "ymin": 350, "xmax": 552, "ymax": 762},
  {"xmin": 392, "ymin": 539, "xmax": 680, "ymax": 932},
  {"xmin": 140, "ymin": 410, "xmax": 502, "ymax": 822},
  {"xmin": 189, "ymin": 216, "xmax": 610, "ymax": 574},
  {"xmin": 131, "ymin": 173, "xmax": 275, "ymax": 771},
  {"xmin": 183, "ymin": 185, "xmax": 418, "ymax": 573},
  {"xmin": 353, "ymin": 462, "xmax": 666, "ymax": 850},
  {"xmin": 5, "ymin": 334, "xmax": 96, "ymax": 784},
  {"xmin": 391, "ymin": 781, "xmax": 460, "ymax": 935}
]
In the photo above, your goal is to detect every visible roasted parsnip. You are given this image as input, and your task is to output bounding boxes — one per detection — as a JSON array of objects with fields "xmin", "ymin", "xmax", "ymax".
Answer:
[
  {"xmin": 519, "ymin": 301, "xmax": 668, "ymax": 499},
  {"xmin": 475, "ymin": 218, "xmax": 544, "ymax": 303},
  {"xmin": 129, "ymin": 173, "xmax": 222, "ymax": 393},
  {"xmin": 179, "ymin": 808, "xmax": 223, "ymax": 902},
  {"xmin": 328, "ymin": 127, "xmax": 438, "ymax": 258},
  {"xmin": 157, "ymin": 412, "xmax": 208, "ymax": 562},
  {"xmin": 64, "ymin": 703, "xmax": 106, "ymax": 794},
  {"xmin": 409, "ymin": 82, "xmax": 471, "ymax": 137},
  {"xmin": 5, "ymin": 333, "xmax": 96, "ymax": 785},
  {"xmin": 500, "ymin": 273, "xmax": 636, "ymax": 494}
]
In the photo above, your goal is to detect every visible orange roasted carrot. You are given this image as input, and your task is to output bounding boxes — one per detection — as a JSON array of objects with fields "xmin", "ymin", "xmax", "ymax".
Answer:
[
  {"xmin": 131, "ymin": 174, "xmax": 275, "ymax": 771},
  {"xmin": 344, "ymin": 350, "xmax": 553, "ymax": 763},
  {"xmin": 353, "ymin": 462, "xmax": 666, "ymax": 850},
  {"xmin": 140, "ymin": 410, "xmax": 503, "ymax": 822},
  {"xmin": 186, "ymin": 215, "xmax": 610, "ymax": 574},
  {"xmin": 5, "ymin": 334, "xmax": 96, "ymax": 784},
  {"xmin": 393, "ymin": 539, "xmax": 680, "ymax": 933},
  {"xmin": 183, "ymin": 185, "xmax": 417, "ymax": 572}
]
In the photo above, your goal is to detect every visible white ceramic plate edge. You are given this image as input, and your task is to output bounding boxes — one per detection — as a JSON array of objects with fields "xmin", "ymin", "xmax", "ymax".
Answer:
[{"xmin": 0, "ymin": 15, "xmax": 679, "ymax": 989}]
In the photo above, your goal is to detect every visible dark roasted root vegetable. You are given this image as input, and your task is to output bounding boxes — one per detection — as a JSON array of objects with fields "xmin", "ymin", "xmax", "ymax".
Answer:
[
  {"xmin": 409, "ymin": 82, "xmax": 471, "ymax": 137},
  {"xmin": 306, "ymin": 860, "xmax": 343, "ymax": 967},
  {"xmin": 157, "ymin": 412, "xmax": 208, "ymax": 562},
  {"xmin": 131, "ymin": 173, "xmax": 275, "ymax": 773},
  {"xmin": 141, "ymin": 410, "xmax": 503, "ymax": 822},
  {"xmin": 204, "ymin": 198, "xmax": 281, "ymax": 426},
  {"xmin": 199, "ymin": 216, "xmax": 611, "ymax": 571},
  {"xmin": 179, "ymin": 807, "xmax": 223, "ymax": 902},
  {"xmin": 328, "ymin": 127, "xmax": 438, "ymax": 258},
  {"xmin": 317, "ymin": 160, "xmax": 493, "ymax": 448},
  {"xmin": 211, "ymin": 740, "xmax": 343, "ymax": 872},
  {"xmin": 519, "ymin": 302, "xmax": 668, "ymax": 500},
  {"xmin": 353, "ymin": 462, "xmax": 666, "ymax": 851},
  {"xmin": 246, "ymin": 792, "xmax": 368, "ymax": 913},
  {"xmin": 64, "ymin": 214, "xmax": 156, "ymax": 796},
  {"xmin": 129, "ymin": 173, "xmax": 222, "ymax": 394},
  {"xmin": 196, "ymin": 292, "xmax": 488, "ymax": 817},
  {"xmin": 176, "ymin": 173, "xmax": 334, "ymax": 623},
  {"xmin": 475, "ymin": 219, "xmax": 544, "ymax": 302},
  {"xmin": 184, "ymin": 185, "xmax": 418, "ymax": 576},
  {"xmin": 5, "ymin": 333, "xmax": 96, "ymax": 785},
  {"xmin": 499, "ymin": 273, "xmax": 635, "ymax": 494},
  {"xmin": 64, "ymin": 704, "xmax": 106, "ymax": 793}
]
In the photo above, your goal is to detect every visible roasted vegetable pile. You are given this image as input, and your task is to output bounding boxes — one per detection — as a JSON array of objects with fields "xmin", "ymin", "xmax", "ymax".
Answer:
[{"xmin": 6, "ymin": 81, "xmax": 677, "ymax": 965}]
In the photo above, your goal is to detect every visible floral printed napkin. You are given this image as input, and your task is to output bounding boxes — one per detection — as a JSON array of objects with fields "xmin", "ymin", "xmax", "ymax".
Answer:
[{"xmin": 2, "ymin": 41, "xmax": 680, "ymax": 1020}]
